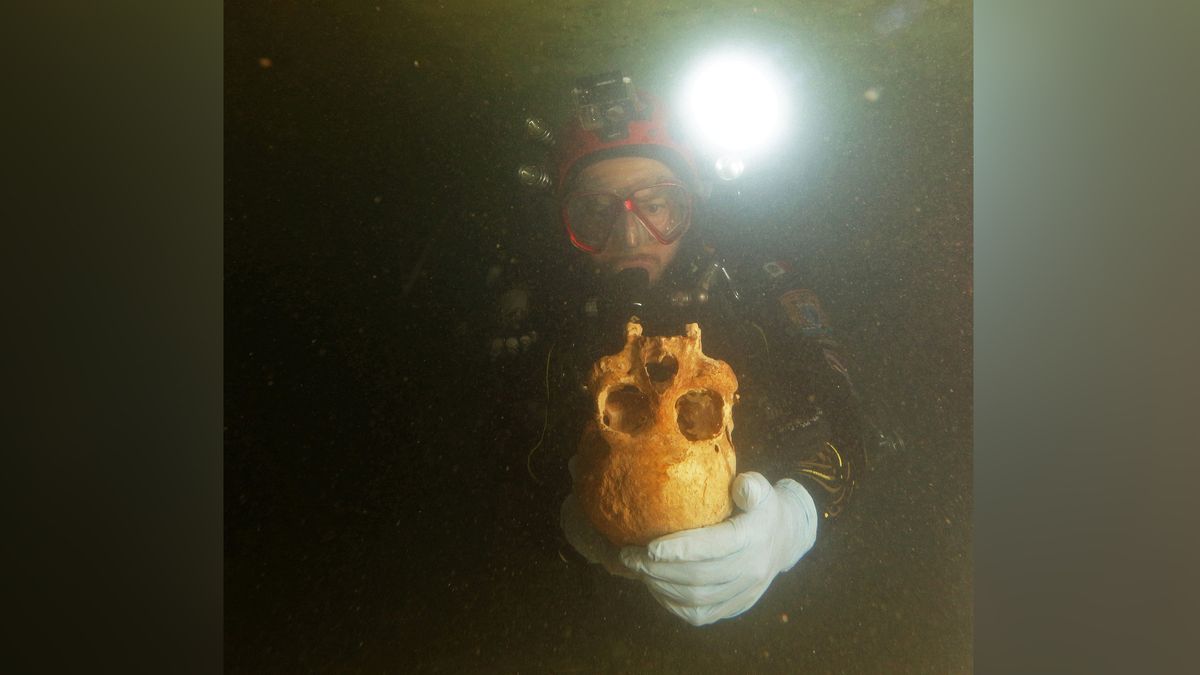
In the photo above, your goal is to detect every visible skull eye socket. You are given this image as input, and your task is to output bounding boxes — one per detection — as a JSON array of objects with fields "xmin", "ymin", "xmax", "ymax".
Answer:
[
  {"xmin": 675, "ymin": 389, "xmax": 725, "ymax": 441},
  {"xmin": 602, "ymin": 385, "xmax": 652, "ymax": 434}
]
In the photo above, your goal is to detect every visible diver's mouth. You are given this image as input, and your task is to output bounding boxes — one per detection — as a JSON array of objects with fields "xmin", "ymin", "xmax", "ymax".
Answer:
[{"xmin": 614, "ymin": 255, "xmax": 657, "ymax": 271}]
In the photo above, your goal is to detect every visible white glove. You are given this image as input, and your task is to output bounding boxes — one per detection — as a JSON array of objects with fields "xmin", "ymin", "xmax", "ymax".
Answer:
[{"xmin": 618, "ymin": 472, "xmax": 819, "ymax": 626}]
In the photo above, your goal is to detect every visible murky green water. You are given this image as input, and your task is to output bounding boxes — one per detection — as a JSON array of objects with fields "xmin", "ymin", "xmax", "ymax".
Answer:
[{"xmin": 226, "ymin": 1, "xmax": 971, "ymax": 671}]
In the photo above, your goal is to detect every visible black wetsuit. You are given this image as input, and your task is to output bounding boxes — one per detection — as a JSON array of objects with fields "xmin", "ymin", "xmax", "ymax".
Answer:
[{"xmin": 482, "ymin": 237, "xmax": 877, "ymax": 539}]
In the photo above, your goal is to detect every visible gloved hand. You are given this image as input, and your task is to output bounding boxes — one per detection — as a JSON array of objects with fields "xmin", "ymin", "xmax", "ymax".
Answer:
[{"xmin": 618, "ymin": 472, "xmax": 819, "ymax": 626}]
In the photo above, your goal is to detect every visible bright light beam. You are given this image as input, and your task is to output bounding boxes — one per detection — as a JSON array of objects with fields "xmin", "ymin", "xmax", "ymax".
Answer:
[{"xmin": 680, "ymin": 52, "xmax": 789, "ymax": 158}]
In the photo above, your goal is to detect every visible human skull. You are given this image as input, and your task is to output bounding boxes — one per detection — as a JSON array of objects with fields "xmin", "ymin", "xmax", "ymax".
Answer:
[{"xmin": 574, "ymin": 322, "xmax": 739, "ymax": 547}]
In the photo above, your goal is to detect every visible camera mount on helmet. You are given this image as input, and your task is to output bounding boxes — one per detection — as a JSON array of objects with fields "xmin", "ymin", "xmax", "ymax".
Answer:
[{"xmin": 571, "ymin": 72, "xmax": 641, "ymax": 143}]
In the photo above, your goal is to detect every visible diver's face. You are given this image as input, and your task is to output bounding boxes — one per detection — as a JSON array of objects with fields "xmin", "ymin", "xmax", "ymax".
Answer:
[{"xmin": 573, "ymin": 157, "xmax": 690, "ymax": 285}]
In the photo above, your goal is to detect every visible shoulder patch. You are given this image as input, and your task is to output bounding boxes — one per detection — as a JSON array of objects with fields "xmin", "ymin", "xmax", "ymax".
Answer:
[{"xmin": 779, "ymin": 288, "xmax": 831, "ymax": 336}]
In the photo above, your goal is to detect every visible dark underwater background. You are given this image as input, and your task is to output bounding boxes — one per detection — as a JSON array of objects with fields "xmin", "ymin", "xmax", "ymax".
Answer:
[{"xmin": 225, "ymin": 1, "xmax": 972, "ymax": 671}]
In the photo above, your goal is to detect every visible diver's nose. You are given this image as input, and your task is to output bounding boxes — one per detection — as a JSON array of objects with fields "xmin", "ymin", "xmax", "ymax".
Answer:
[{"xmin": 618, "ymin": 207, "xmax": 644, "ymax": 249}]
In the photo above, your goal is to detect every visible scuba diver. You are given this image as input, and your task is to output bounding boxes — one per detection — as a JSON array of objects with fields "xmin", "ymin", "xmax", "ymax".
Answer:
[{"xmin": 484, "ymin": 72, "xmax": 902, "ymax": 627}]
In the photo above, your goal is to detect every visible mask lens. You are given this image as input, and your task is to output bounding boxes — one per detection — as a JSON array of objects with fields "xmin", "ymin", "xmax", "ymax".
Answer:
[
  {"xmin": 565, "ymin": 192, "xmax": 622, "ymax": 249},
  {"xmin": 632, "ymin": 184, "xmax": 691, "ymax": 242}
]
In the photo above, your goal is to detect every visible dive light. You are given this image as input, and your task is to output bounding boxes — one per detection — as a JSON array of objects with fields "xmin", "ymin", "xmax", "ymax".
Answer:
[{"xmin": 679, "ymin": 51, "xmax": 789, "ymax": 180}]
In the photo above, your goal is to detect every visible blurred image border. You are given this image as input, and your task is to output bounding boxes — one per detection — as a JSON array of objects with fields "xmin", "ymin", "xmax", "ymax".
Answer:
[{"xmin": 3, "ymin": 0, "xmax": 1198, "ymax": 672}]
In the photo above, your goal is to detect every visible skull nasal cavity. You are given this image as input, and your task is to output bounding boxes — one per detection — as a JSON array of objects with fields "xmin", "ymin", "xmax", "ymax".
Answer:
[
  {"xmin": 603, "ymin": 385, "xmax": 652, "ymax": 434},
  {"xmin": 676, "ymin": 390, "xmax": 725, "ymax": 441},
  {"xmin": 645, "ymin": 355, "xmax": 678, "ymax": 385}
]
